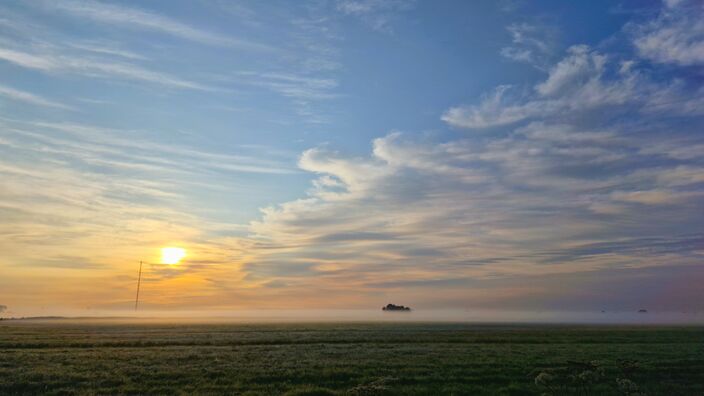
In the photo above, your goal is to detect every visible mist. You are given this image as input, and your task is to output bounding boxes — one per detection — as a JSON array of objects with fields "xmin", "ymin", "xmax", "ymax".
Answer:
[{"xmin": 5, "ymin": 308, "xmax": 703, "ymax": 325}]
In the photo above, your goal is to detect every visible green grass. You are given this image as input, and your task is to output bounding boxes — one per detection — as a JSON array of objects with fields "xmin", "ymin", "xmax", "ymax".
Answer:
[{"xmin": 1, "ymin": 321, "xmax": 703, "ymax": 395}]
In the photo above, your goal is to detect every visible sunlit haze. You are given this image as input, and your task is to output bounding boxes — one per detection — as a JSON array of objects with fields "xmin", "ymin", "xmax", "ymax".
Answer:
[{"xmin": 161, "ymin": 247, "xmax": 186, "ymax": 265}]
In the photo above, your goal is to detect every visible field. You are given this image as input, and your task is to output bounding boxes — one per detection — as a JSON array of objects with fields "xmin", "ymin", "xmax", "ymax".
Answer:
[{"xmin": 1, "ymin": 320, "xmax": 703, "ymax": 395}]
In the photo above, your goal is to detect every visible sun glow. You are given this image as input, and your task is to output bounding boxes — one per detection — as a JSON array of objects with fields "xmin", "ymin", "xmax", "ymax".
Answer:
[{"xmin": 161, "ymin": 247, "xmax": 186, "ymax": 265}]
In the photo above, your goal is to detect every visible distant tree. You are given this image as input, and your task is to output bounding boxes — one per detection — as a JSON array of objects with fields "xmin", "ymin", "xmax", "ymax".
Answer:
[{"xmin": 382, "ymin": 303, "xmax": 411, "ymax": 312}]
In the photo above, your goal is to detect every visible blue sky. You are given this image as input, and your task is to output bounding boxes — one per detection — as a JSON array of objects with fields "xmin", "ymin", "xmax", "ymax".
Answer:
[{"xmin": 1, "ymin": 0, "xmax": 703, "ymax": 317}]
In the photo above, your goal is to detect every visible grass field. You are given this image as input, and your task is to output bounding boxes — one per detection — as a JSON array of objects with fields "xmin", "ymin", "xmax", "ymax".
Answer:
[{"xmin": 1, "ymin": 320, "xmax": 703, "ymax": 395}]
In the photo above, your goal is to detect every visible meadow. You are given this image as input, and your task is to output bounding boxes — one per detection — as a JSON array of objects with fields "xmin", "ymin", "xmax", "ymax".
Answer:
[{"xmin": 1, "ymin": 320, "xmax": 703, "ymax": 395}]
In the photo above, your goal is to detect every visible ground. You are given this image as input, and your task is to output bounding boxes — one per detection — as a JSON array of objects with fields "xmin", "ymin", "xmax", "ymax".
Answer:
[{"xmin": 1, "ymin": 320, "xmax": 703, "ymax": 395}]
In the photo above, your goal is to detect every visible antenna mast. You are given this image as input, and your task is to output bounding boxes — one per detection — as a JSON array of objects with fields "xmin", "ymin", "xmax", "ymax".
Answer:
[{"xmin": 135, "ymin": 260, "xmax": 143, "ymax": 310}]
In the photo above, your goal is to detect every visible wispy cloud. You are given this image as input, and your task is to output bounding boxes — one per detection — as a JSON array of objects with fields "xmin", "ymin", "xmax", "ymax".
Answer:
[
  {"xmin": 0, "ymin": 47, "xmax": 54, "ymax": 70},
  {"xmin": 443, "ymin": 44, "xmax": 702, "ymax": 129},
  {"xmin": 0, "ymin": 83, "xmax": 73, "ymax": 110},
  {"xmin": 500, "ymin": 23, "xmax": 556, "ymax": 69},
  {"xmin": 46, "ymin": 0, "xmax": 276, "ymax": 52},
  {"xmin": 238, "ymin": 72, "xmax": 339, "ymax": 101},
  {"xmin": 335, "ymin": 0, "xmax": 415, "ymax": 33},
  {"xmin": 3, "ymin": 118, "xmax": 297, "ymax": 175},
  {"xmin": 0, "ymin": 114, "xmax": 296, "ymax": 308},
  {"xmin": 0, "ymin": 46, "xmax": 215, "ymax": 91},
  {"xmin": 67, "ymin": 41, "xmax": 148, "ymax": 60},
  {"xmin": 629, "ymin": 0, "xmax": 704, "ymax": 66}
]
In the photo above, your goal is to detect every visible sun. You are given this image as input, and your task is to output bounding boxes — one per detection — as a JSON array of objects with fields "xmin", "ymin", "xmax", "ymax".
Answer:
[{"xmin": 161, "ymin": 247, "xmax": 186, "ymax": 265}]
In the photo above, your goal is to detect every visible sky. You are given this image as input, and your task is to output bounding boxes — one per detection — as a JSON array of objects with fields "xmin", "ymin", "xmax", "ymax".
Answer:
[{"xmin": 1, "ymin": 0, "xmax": 703, "ymax": 318}]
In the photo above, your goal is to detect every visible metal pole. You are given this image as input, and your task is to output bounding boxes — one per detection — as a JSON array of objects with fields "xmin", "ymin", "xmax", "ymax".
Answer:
[{"xmin": 135, "ymin": 260, "xmax": 142, "ymax": 310}]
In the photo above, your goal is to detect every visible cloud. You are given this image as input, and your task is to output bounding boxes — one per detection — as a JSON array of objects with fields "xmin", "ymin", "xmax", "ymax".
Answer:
[
  {"xmin": 20, "ymin": 256, "xmax": 106, "ymax": 269},
  {"xmin": 0, "ymin": 47, "xmax": 215, "ymax": 91},
  {"xmin": 535, "ymin": 45, "xmax": 606, "ymax": 96},
  {"xmin": 611, "ymin": 189, "xmax": 699, "ymax": 205},
  {"xmin": 5, "ymin": 0, "xmax": 343, "ymax": 123},
  {"xmin": 442, "ymin": 43, "xmax": 703, "ymax": 129},
  {"xmin": 0, "ymin": 84, "xmax": 73, "ymax": 110},
  {"xmin": 240, "ymin": 12, "xmax": 704, "ymax": 309},
  {"xmin": 3, "ymin": 0, "xmax": 703, "ymax": 312},
  {"xmin": 500, "ymin": 23, "xmax": 556, "ymax": 69},
  {"xmin": 629, "ymin": 0, "xmax": 704, "ymax": 66},
  {"xmin": 244, "ymin": 117, "xmax": 703, "ymax": 302},
  {"xmin": 0, "ymin": 48, "xmax": 55, "ymax": 70},
  {"xmin": 336, "ymin": 0, "xmax": 415, "ymax": 33},
  {"xmin": 236, "ymin": 72, "xmax": 339, "ymax": 101},
  {"xmin": 0, "ymin": 115, "xmax": 296, "ymax": 287},
  {"xmin": 67, "ymin": 42, "xmax": 148, "ymax": 60},
  {"xmin": 3, "ymin": 119, "xmax": 296, "ymax": 175},
  {"xmin": 441, "ymin": 85, "xmax": 533, "ymax": 129},
  {"xmin": 47, "ymin": 0, "xmax": 275, "ymax": 52},
  {"xmin": 0, "ymin": 9, "xmax": 217, "ymax": 91}
]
